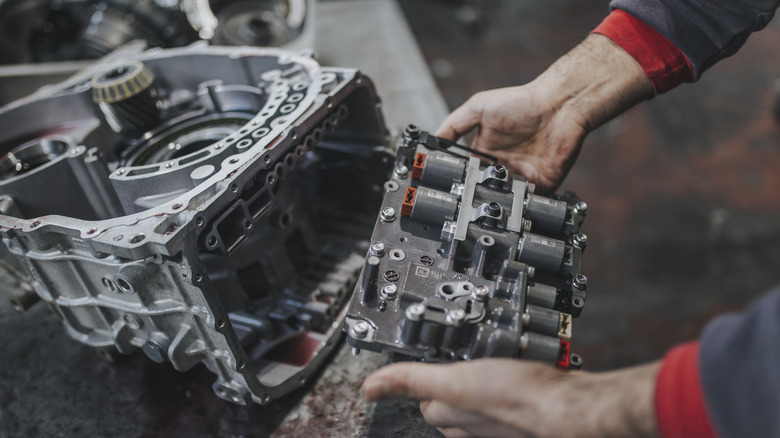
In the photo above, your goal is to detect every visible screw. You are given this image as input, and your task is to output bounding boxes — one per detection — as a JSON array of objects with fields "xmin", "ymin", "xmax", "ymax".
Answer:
[
  {"xmin": 380, "ymin": 207, "xmax": 396, "ymax": 222},
  {"xmin": 407, "ymin": 303, "xmax": 426, "ymax": 320},
  {"xmin": 382, "ymin": 283, "xmax": 398, "ymax": 300},
  {"xmin": 575, "ymin": 201, "xmax": 588, "ymax": 214},
  {"xmin": 420, "ymin": 255, "xmax": 433, "ymax": 266},
  {"xmin": 493, "ymin": 165, "xmax": 507, "ymax": 179},
  {"xmin": 404, "ymin": 124, "xmax": 421, "ymax": 138},
  {"xmin": 574, "ymin": 233, "xmax": 588, "ymax": 247},
  {"xmin": 369, "ymin": 241, "xmax": 386, "ymax": 257},
  {"xmin": 394, "ymin": 165, "xmax": 409, "ymax": 178},
  {"xmin": 573, "ymin": 274, "xmax": 588, "ymax": 290},
  {"xmin": 487, "ymin": 202, "xmax": 501, "ymax": 217},
  {"xmin": 142, "ymin": 340, "xmax": 167, "ymax": 363},
  {"xmin": 352, "ymin": 321, "xmax": 370, "ymax": 338},
  {"xmin": 448, "ymin": 308, "xmax": 466, "ymax": 324},
  {"xmin": 473, "ymin": 285, "xmax": 490, "ymax": 301},
  {"xmin": 384, "ymin": 270, "xmax": 400, "ymax": 282}
]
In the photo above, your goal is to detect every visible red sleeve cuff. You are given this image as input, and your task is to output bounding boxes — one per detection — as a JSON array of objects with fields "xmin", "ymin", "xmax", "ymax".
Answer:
[
  {"xmin": 655, "ymin": 342, "xmax": 719, "ymax": 438},
  {"xmin": 591, "ymin": 9, "xmax": 694, "ymax": 95}
]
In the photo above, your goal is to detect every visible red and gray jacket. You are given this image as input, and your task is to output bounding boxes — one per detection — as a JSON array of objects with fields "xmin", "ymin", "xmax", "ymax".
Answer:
[{"xmin": 592, "ymin": 1, "xmax": 780, "ymax": 437}]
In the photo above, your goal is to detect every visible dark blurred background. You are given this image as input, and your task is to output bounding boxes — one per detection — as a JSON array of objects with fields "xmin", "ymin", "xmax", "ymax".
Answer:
[{"xmin": 398, "ymin": 0, "xmax": 780, "ymax": 370}]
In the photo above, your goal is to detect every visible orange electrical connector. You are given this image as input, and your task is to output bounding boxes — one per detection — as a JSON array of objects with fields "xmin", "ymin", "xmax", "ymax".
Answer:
[
  {"xmin": 412, "ymin": 152, "xmax": 426, "ymax": 179},
  {"xmin": 401, "ymin": 187, "xmax": 417, "ymax": 216}
]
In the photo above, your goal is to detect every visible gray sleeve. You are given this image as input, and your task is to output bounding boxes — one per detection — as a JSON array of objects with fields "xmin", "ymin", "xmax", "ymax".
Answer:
[
  {"xmin": 609, "ymin": 0, "xmax": 779, "ymax": 78},
  {"xmin": 699, "ymin": 286, "xmax": 780, "ymax": 437}
]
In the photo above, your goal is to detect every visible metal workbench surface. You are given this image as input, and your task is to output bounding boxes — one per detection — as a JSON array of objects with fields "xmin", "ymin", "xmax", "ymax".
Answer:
[{"xmin": 0, "ymin": 1, "xmax": 447, "ymax": 437}]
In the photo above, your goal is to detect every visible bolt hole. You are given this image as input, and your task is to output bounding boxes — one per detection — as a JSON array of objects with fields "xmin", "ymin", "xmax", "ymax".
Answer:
[
  {"xmin": 442, "ymin": 285, "xmax": 454, "ymax": 295},
  {"xmin": 87, "ymin": 228, "xmax": 98, "ymax": 235},
  {"xmin": 30, "ymin": 221, "xmax": 41, "ymax": 228},
  {"xmin": 172, "ymin": 203, "xmax": 183, "ymax": 210},
  {"xmin": 207, "ymin": 235, "xmax": 218, "ymax": 248},
  {"xmin": 400, "ymin": 237, "xmax": 407, "ymax": 243},
  {"xmin": 437, "ymin": 248, "xmax": 445, "ymax": 255},
  {"xmin": 216, "ymin": 319, "xmax": 225, "ymax": 329},
  {"xmin": 116, "ymin": 277, "xmax": 133, "ymax": 294},
  {"xmin": 230, "ymin": 183, "xmax": 239, "ymax": 193},
  {"xmin": 195, "ymin": 216, "xmax": 205, "ymax": 227},
  {"xmin": 129, "ymin": 234, "xmax": 145, "ymax": 244}
]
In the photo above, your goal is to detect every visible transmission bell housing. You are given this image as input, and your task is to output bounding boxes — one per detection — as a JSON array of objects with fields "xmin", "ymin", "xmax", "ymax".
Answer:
[
  {"xmin": 345, "ymin": 127, "xmax": 589, "ymax": 368},
  {"xmin": 0, "ymin": 44, "xmax": 394, "ymax": 405}
]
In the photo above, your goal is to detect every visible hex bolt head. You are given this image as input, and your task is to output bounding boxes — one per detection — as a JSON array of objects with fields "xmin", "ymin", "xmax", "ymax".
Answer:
[
  {"xmin": 380, "ymin": 207, "xmax": 396, "ymax": 222},
  {"xmin": 406, "ymin": 303, "xmax": 426, "ymax": 320},
  {"xmin": 448, "ymin": 308, "xmax": 466, "ymax": 324},
  {"xmin": 352, "ymin": 321, "xmax": 370, "ymax": 339},
  {"xmin": 142, "ymin": 340, "xmax": 167, "ymax": 363},
  {"xmin": 382, "ymin": 283, "xmax": 398, "ymax": 300},
  {"xmin": 487, "ymin": 202, "xmax": 501, "ymax": 217},
  {"xmin": 573, "ymin": 274, "xmax": 588, "ymax": 290},
  {"xmin": 493, "ymin": 165, "xmax": 507, "ymax": 179},
  {"xmin": 394, "ymin": 165, "xmax": 409, "ymax": 178},
  {"xmin": 369, "ymin": 241, "xmax": 386, "ymax": 257},
  {"xmin": 473, "ymin": 285, "xmax": 490, "ymax": 301},
  {"xmin": 574, "ymin": 233, "xmax": 588, "ymax": 247},
  {"xmin": 575, "ymin": 201, "xmax": 588, "ymax": 214},
  {"xmin": 404, "ymin": 124, "xmax": 421, "ymax": 138}
]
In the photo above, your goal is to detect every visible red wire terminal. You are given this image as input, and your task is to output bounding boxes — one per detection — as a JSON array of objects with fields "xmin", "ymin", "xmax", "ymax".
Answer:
[
  {"xmin": 412, "ymin": 152, "xmax": 426, "ymax": 179},
  {"xmin": 401, "ymin": 187, "xmax": 417, "ymax": 217},
  {"xmin": 557, "ymin": 339, "xmax": 571, "ymax": 369}
]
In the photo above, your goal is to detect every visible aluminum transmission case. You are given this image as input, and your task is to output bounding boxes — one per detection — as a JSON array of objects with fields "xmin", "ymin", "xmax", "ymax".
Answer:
[
  {"xmin": 345, "ymin": 128, "xmax": 589, "ymax": 368},
  {"xmin": 0, "ymin": 44, "xmax": 393, "ymax": 405}
]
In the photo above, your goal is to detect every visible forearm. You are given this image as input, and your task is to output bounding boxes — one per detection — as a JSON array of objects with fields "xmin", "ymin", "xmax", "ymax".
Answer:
[
  {"xmin": 563, "ymin": 362, "xmax": 661, "ymax": 438},
  {"xmin": 531, "ymin": 33, "xmax": 653, "ymax": 134}
]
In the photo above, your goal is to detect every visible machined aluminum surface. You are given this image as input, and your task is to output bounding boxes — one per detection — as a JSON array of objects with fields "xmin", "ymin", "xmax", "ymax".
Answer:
[{"xmin": 0, "ymin": 43, "xmax": 392, "ymax": 405}]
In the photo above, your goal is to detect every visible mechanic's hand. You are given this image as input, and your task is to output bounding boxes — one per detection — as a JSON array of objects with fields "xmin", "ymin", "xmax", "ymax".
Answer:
[
  {"xmin": 362, "ymin": 359, "xmax": 660, "ymax": 438},
  {"xmin": 435, "ymin": 34, "xmax": 653, "ymax": 195},
  {"xmin": 435, "ymin": 86, "xmax": 587, "ymax": 195}
]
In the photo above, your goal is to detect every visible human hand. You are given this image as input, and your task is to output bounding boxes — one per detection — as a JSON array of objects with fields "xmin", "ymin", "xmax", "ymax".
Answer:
[
  {"xmin": 435, "ymin": 86, "xmax": 587, "ymax": 195},
  {"xmin": 435, "ymin": 34, "xmax": 653, "ymax": 195},
  {"xmin": 362, "ymin": 359, "xmax": 660, "ymax": 438}
]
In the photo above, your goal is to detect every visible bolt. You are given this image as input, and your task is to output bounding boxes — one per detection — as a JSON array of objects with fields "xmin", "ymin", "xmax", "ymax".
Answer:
[
  {"xmin": 142, "ymin": 340, "xmax": 168, "ymax": 363},
  {"xmin": 473, "ymin": 285, "xmax": 490, "ymax": 301},
  {"xmin": 382, "ymin": 283, "xmax": 398, "ymax": 300},
  {"xmin": 420, "ymin": 255, "xmax": 433, "ymax": 266},
  {"xmin": 574, "ymin": 233, "xmax": 588, "ymax": 247},
  {"xmin": 383, "ymin": 270, "xmax": 400, "ymax": 282},
  {"xmin": 352, "ymin": 321, "xmax": 370, "ymax": 338},
  {"xmin": 406, "ymin": 303, "xmax": 426, "ymax": 320},
  {"xmin": 380, "ymin": 207, "xmax": 396, "ymax": 222},
  {"xmin": 493, "ymin": 165, "xmax": 507, "ymax": 179},
  {"xmin": 369, "ymin": 241, "xmax": 386, "ymax": 257},
  {"xmin": 448, "ymin": 308, "xmax": 466, "ymax": 324},
  {"xmin": 404, "ymin": 124, "xmax": 421, "ymax": 138},
  {"xmin": 573, "ymin": 274, "xmax": 588, "ymax": 290},
  {"xmin": 394, "ymin": 165, "xmax": 409, "ymax": 178},
  {"xmin": 487, "ymin": 202, "xmax": 501, "ymax": 217},
  {"xmin": 575, "ymin": 201, "xmax": 588, "ymax": 214}
]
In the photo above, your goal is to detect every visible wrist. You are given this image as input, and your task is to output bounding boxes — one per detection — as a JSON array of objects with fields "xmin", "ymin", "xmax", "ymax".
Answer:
[{"xmin": 531, "ymin": 34, "xmax": 653, "ymax": 133}]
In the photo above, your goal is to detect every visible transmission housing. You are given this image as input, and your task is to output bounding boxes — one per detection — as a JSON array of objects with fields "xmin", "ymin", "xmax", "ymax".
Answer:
[{"xmin": 0, "ymin": 44, "xmax": 392, "ymax": 405}]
